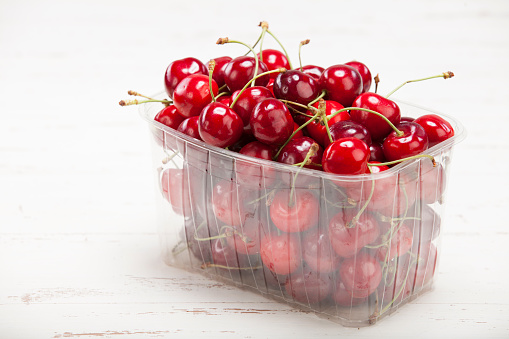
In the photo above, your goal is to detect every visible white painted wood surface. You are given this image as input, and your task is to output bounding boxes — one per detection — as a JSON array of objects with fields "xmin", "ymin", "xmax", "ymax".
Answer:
[{"xmin": 1, "ymin": 0, "xmax": 508, "ymax": 337}]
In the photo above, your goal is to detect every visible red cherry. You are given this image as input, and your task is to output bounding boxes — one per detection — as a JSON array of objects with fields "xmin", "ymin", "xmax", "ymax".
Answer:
[
  {"xmin": 173, "ymin": 74, "xmax": 218, "ymax": 118},
  {"xmin": 373, "ymin": 223, "xmax": 414, "ymax": 262},
  {"xmin": 273, "ymin": 69, "xmax": 319, "ymax": 106},
  {"xmin": 305, "ymin": 100, "xmax": 349, "ymax": 147},
  {"xmin": 223, "ymin": 56, "xmax": 270, "ymax": 92},
  {"xmin": 345, "ymin": 61, "xmax": 372, "ymax": 93},
  {"xmin": 369, "ymin": 141, "xmax": 386, "ymax": 162},
  {"xmin": 270, "ymin": 189, "xmax": 319, "ymax": 233},
  {"xmin": 284, "ymin": 268, "xmax": 333, "ymax": 304},
  {"xmin": 319, "ymin": 64, "xmax": 363, "ymax": 107},
  {"xmin": 260, "ymin": 233, "xmax": 302, "ymax": 275},
  {"xmin": 258, "ymin": 49, "xmax": 290, "ymax": 79},
  {"xmin": 164, "ymin": 57, "xmax": 208, "ymax": 99},
  {"xmin": 333, "ymin": 278, "xmax": 368, "ymax": 307},
  {"xmin": 414, "ymin": 114, "xmax": 454, "ymax": 147},
  {"xmin": 291, "ymin": 122, "xmax": 304, "ymax": 140},
  {"xmin": 250, "ymin": 98, "xmax": 294, "ymax": 145},
  {"xmin": 236, "ymin": 141, "xmax": 278, "ymax": 187},
  {"xmin": 228, "ymin": 133, "xmax": 256, "ymax": 153},
  {"xmin": 266, "ymin": 78, "xmax": 275, "ymax": 96},
  {"xmin": 322, "ymin": 137, "xmax": 369, "ymax": 175},
  {"xmin": 302, "ymin": 228, "xmax": 341, "ymax": 273},
  {"xmin": 300, "ymin": 65, "xmax": 324, "ymax": 81},
  {"xmin": 383, "ymin": 122, "xmax": 429, "ymax": 162},
  {"xmin": 225, "ymin": 217, "xmax": 267, "ymax": 255},
  {"xmin": 198, "ymin": 102, "xmax": 243, "ymax": 148},
  {"xmin": 210, "ymin": 238, "xmax": 254, "ymax": 270},
  {"xmin": 217, "ymin": 95, "xmax": 231, "ymax": 106},
  {"xmin": 339, "ymin": 252, "xmax": 382, "ymax": 298},
  {"xmin": 328, "ymin": 210, "xmax": 380, "ymax": 258},
  {"xmin": 154, "ymin": 105, "xmax": 185, "ymax": 130},
  {"xmin": 325, "ymin": 120, "xmax": 371, "ymax": 149},
  {"xmin": 277, "ymin": 136, "xmax": 324, "ymax": 171},
  {"xmin": 177, "ymin": 116, "xmax": 202, "ymax": 141},
  {"xmin": 211, "ymin": 56, "xmax": 232, "ymax": 88},
  {"xmin": 365, "ymin": 161, "xmax": 390, "ymax": 174},
  {"xmin": 230, "ymin": 86, "xmax": 274, "ymax": 127},
  {"xmin": 400, "ymin": 116, "xmax": 415, "ymax": 123},
  {"xmin": 350, "ymin": 92, "xmax": 401, "ymax": 141},
  {"xmin": 211, "ymin": 179, "xmax": 254, "ymax": 227},
  {"xmin": 160, "ymin": 168, "xmax": 191, "ymax": 216}
]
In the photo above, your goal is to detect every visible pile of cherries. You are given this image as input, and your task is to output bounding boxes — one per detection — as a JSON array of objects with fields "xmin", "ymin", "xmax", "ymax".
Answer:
[{"xmin": 121, "ymin": 22, "xmax": 456, "ymax": 322}]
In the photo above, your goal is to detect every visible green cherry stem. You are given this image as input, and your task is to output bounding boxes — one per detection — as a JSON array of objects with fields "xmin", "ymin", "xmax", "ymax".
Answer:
[
  {"xmin": 230, "ymin": 68, "xmax": 286, "ymax": 109},
  {"xmin": 266, "ymin": 29, "xmax": 293, "ymax": 69},
  {"xmin": 288, "ymin": 142, "xmax": 319, "ymax": 207},
  {"xmin": 208, "ymin": 60, "xmax": 216, "ymax": 103},
  {"xmin": 367, "ymin": 154, "xmax": 436, "ymax": 168},
  {"xmin": 385, "ymin": 71, "xmax": 454, "ymax": 99},
  {"xmin": 307, "ymin": 89, "xmax": 327, "ymax": 107},
  {"xmin": 214, "ymin": 92, "xmax": 230, "ymax": 100},
  {"xmin": 298, "ymin": 39, "xmax": 310, "ymax": 72},
  {"xmin": 278, "ymin": 99, "xmax": 319, "ymax": 113},
  {"xmin": 347, "ymin": 167, "xmax": 375, "ymax": 228},
  {"xmin": 258, "ymin": 21, "xmax": 269, "ymax": 63},
  {"xmin": 217, "ymin": 37, "xmax": 259, "ymax": 87},
  {"xmin": 328, "ymin": 107, "xmax": 403, "ymax": 137},
  {"xmin": 119, "ymin": 98, "xmax": 172, "ymax": 107}
]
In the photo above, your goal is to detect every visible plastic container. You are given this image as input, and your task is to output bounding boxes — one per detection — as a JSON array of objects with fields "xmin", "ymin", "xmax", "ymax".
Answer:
[{"xmin": 139, "ymin": 93, "xmax": 465, "ymax": 327}]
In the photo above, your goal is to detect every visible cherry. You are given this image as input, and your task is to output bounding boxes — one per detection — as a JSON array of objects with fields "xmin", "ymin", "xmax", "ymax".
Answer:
[
  {"xmin": 302, "ymin": 228, "xmax": 341, "ymax": 273},
  {"xmin": 258, "ymin": 49, "xmax": 290, "ymax": 79},
  {"xmin": 225, "ymin": 216, "xmax": 267, "ymax": 255},
  {"xmin": 325, "ymin": 120, "xmax": 372, "ymax": 148},
  {"xmin": 339, "ymin": 251, "xmax": 382, "ymax": 298},
  {"xmin": 211, "ymin": 179, "xmax": 255, "ymax": 227},
  {"xmin": 377, "ymin": 256, "xmax": 413, "ymax": 306},
  {"xmin": 250, "ymin": 98, "xmax": 294, "ymax": 145},
  {"xmin": 212, "ymin": 56, "xmax": 232, "ymax": 88},
  {"xmin": 382, "ymin": 122, "xmax": 428, "ymax": 162},
  {"xmin": 260, "ymin": 233, "xmax": 302, "ymax": 275},
  {"xmin": 322, "ymin": 137, "xmax": 370, "ymax": 175},
  {"xmin": 345, "ymin": 61, "xmax": 372, "ymax": 93},
  {"xmin": 373, "ymin": 223, "xmax": 414, "ymax": 262},
  {"xmin": 223, "ymin": 56, "xmax": 270, "ymax": 92},
  {"xmin": 230, "ymin": 86, "xmax": 274, "ymax": 127},
  {"xmin": 160, "ymin": 168, "xmax": 191, "ymax": 216},
  {"xmin": 350, "ymin": 92, "xmax": 401, "ymax": 141},
  {"xmin": 185, "ymin": 218, "xmax": 217, "ymax": 264},
  {"xmin": 300, "ymin": 65, "xmax": 324, "ymax": 81},
  {"xmin": 333, "ymin": 278, "xmax": 368, "ymax": 307},
  {"xmin": 328, "ymin": 209, "xmax": 380, "ymax": 258},
  {"xmin": 305, "ymin": 100, "xmax": 349, "ymax": 147},
  {"xmin": 164, "ymin": 57, "xmax": 208, "ymax": 99},
  {"xmin": 291, "ymin": 122, "xmax": 305, "ymax": 139},
  {"xmin": 369, "ymin": 141, "xmax": 386, "ymax": 163},
  {"xmin": 319, "ymin": 64, "xmax": 363, "ymax": 107},
  {"xmin": 366, "ymin": 161, "xmax": 389, "ymax": 174},
  {"xmin": 418, "ymin": 159, "xmax": 446, "ymax": 204},
  {"xmin": 236, "ymin": 141, "xmax": 278, "ymax": 187},
  {"xmin": 408, "ymin": 204, "xmax": 441, "ymax": 243},
  {"xmin": 154, "ymin": 105, "xmax": 185, "ymax": 130},
  {"xmin": 198, "ymin": 102, "xmax": 243, "ymax": 148},
  {"xmin": 270, "ymin": 189, "xmax": 319, "ymax": 233},
  {"xmin": 277, "ymin": 136, "xmax": 323, "ymax": 171},
  {"xmin": 273, "ymin": 69, "xmax": 319, "ymax": 106},
  {"xmin": 284, "ymin": 268, "xmax": 333, "ymax": 304},
  {"xmin": 177, "ymin": 116, "xmax": 202, "ymax": 141},
  {"xmin": 173, "ymin": 74, "xmax": 218, "ymax": 118},
  {"xmin": 400, "ymin": 116, "xmax": 415, "ymax": 123},
  {"xmin": 217, "ymin": 95, "xmax": 232, "ymax": 106},
  {"xmin": 414, "ymin": 114, "xmax": 454, "ymax": 147}
]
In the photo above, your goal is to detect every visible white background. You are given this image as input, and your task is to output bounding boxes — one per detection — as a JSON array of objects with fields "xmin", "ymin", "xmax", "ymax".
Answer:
[{"xmin": 1, "ymin": 0, "xmax": 508, "ymax": 338}]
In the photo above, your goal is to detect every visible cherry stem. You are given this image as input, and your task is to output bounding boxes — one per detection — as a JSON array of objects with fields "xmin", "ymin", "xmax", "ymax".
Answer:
[
  {"xmin": 208, "ymin": 60, "xmax": 216, "ymax": 103},
  {"xmin": 266, "ymin": 29, "xmax": 293, "ymax": 69},
  {"xmin": 288, "ymin": 143, "xmax": 319, "ymax": 207},
  {"xmin": 201, "ymin": 262, "xmax": 263, "ymax": 270},
  {"xmin": 374, "ymin": 74, "xmax": 380, "ymax": 94},
  {"xmin": 119, "ymin": 98, "xmax": 172, "ymax": 106},
  {"xmin": 347, "ymin": 167, "xmax": 375, "ymax": 228},
  {"xmin": 214, "ymin": 92, "xmax": 229, "ymax": 100},
  {"xmin": 328, "ymin": 106, "xmax": 403, "ymax": 136},
  {"xmin": 385, "ymin": 71, "xmax": 454, "ymax": 98},
  {"xmin": 247, "ymin": 185, "xmax": 280, "ymax": 205},
  {"xmin": 218, "ymin": 83, "xmax": 228, "ymax": 93},
  {"xmin": 307, "ymin": 89, "xmax": 327, "ymax": 107},
  {"xmin": 127, "ymin": 90, "xmax": 157, "ymax": 100},
  {"xmin": 230, "ymin": 68, "xmax": 286, "ymax": 109},
  {"xmin": 287, "ymin": 106, "xmax": 315, "ymax": 118},
  {"xmin": 161, "ymin": 150, "xmax": 179, "ymax": 165},
  {"xmin": 217, "ymin": 37, "xmax": 260, "ymax": 88},
  {"xmin": 298, "ymin": 39, "xmax": 310, "ymax": 72},
  {"xmin": 367, "ymin": 154, "xmax": 436, "ymax": 168},
  {"xmin": 279, "ymin": 99, "xmax": 319, "ymax": 113},
  {"xmin": 258, "ymin": 21, "xmax": 269, "ymax": 63}
]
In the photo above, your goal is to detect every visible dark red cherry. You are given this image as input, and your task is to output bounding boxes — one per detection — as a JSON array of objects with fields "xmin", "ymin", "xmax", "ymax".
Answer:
[
  {"xmin": 273, "ymin": 70, "xmax": 319, "ymax": 106},
  {"xmin": 369, "ymin": 141, "xmax": 386, "ymax": 162},
  {"xmin": 211, "ymin": 238, "xmax": 253, "ymax": 269},
  {"xmin": 400, "ymin": 116, "xmax": 415, "ymax": 123},
  {"xmin": 198, "ymin": 102, "xmax": 243, "ymax": 148},
  {"xmin": 339, "ymin": 251, "xmax": 382, "ymax": 298},
  {"xmin": 305, "ymin": 100, "xmax": 349, "ymax": 147},
  {"xmin": 302, "ymin": 228, "xmax": 341, "ymax": 273},
  {"xmin": 228, "ymin": 132, "xmax": 256, "ymax": 153},
  {"xmin": 383, "ymin": 122, "xmax": 429, "ymax": 162},
  {"xmin": 291, "ymin": 122, "xmax": 304, "ymax": 140},
  {"xmin": 154, "ymin": 105, "xmax": 185, "ymax": 130},
  {"xmin": 325, "ymin": 120, "xmax": 372, "ymax": 148},
  {"xmin": 322, "ymin": 137, "xmax": 369, "ymax": 175},
  {"xmin": 173, "ymin": 74, "xmax": 219, "ymax": 118},
  {"xmin": 212, "ymin": 56, "xmax": 232, "ymax": 88},
  {"xmin": 350, "ymin": 92, "xmax": 401, "ymax": 141},
  {"xmin": 217, "ymin": 95, "xmax": 231, "ymax": 106},
  {"xmin": 277, "ymin": 136, "xmax": 324, "ymax": 171},
  {"xmin": 250, "ymin": 98, "xmax": 294, "ymax": 145},
  {"xmin": 345, "ymin": 61, "xmax": 372, "ymax": 93},
  {"xmin": 270, "ymin": 189, "xmax": 319, "ymax": 233},
  {"xmin": 414, "ymin": 114, "xmax": 454, "ymax": 147},
  {"xmin": 300, "ymin": 65, "xmax": 324, "ymax": 81},
  {"xmin": 260, "ymin": 233, "xmax": 302, "ymax": 275},
  {"xmin": 223, "ymin": 56, "xmax": 270, "ymax": 92},
  {"xmin": 319, "ymin": 64, "xmax": 363, "ymax": 107},
  {"xmin": 177, "ymin": 116, "xmax": 202, "ymax": 141},
  {"xmin": 258, "ymin": 49, "xmax": 290, "ymax": 79},
  {"xmin": 284, "ymin": 268, "xmax": 333, "ymax": 304},
  {"xmin": 164, "ymin": 57, "xmax": 207, "ymax": 99},
  {"xmin": 230, "ymin": 86, "xmax": 274, "ymax": 127},
  {"xmin": 236, "ymin": 141, "xmax": 278, "ymax": 187}
]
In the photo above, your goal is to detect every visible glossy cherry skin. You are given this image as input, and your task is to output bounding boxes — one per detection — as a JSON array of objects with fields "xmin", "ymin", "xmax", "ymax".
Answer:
[
  {"xmin": 345, "ymin": 61, "xmax": 372, "ymax": 93},
  {"xmin": 302, "ymin": 228, "xmax": 341, "ymax": 273},
  {"xmin": 223, "ymin": 56, "xmax": 270, "ymax": 92},
  {"xmin": 164, "ymin": 57, "xmax": 208, "ymax": 99},
  {"xmin": 319, "ymin": 64, "xmax": 363, "ymax": 107},
  {"xmin": 260, "ymin": 233, "xmax": 302, "ymax": 275},
  {"xmin": 414, "ymin": 114, "xmax": 454, "ymax": 147},
  {"xmin": 305, "ymin": 100, "xmax": 349, "ymax": 147},
  {"xmin": 270, "ymin": 189, "xmax": 319, "ymax": 233},
  {"xmin": 230, "ymin": 86, "xmax": 274, "ymax": 127},
  {"xmin": 325, "ymin": 120, "xmax": 371, "ymax": 148},
  {"xmin": 273, "ymin": 70, "xmax": 319, "ymax": 106},
  {"xmin": 258, "ymin": 49, "xmax": 290, "ymax": 79},
  {"xmin": 217, "ymin": 95, "xmax": 231, "ymax": 106},
  {"xmin": 198, "ymin": 102, "xmax": 243, "ymax": 148},
  {"xmin": 173, "ymin": 74, "xmax": 218, "ymax": 118},
  {"xmin": 212, "ymin": 56, "xmax": 232, "ymax": 88},
  {"xmin": 284, "ymin": 268, "xmax": 333, "ymax": 304},
  {"xmin": 300, "ymin": 65, "xmax": 325, "ymax": 81},
  {"xmin": 383, "ymin": 122, "xmax": 429, "ymax": 162},
  {"xmin": 339, "ymin": 251, "xmax": 382, "ymax": 298},
  {"xmin": 177, "ymin": 116, "xmax": 202, "ymax": 141},
  {"xmin": 350, "ymin": 92, "xmax": 401, "ymax": 141},
  {"xmin": 277, "ymin": 136, "xmax": 324, "ymax": 171},
  {"xmin": 236, "ymin": 141, "xmax": 277, "ymax": 187},
  {"xmin": 154, "ymin": 105, "xmax": 185, "ymax": 130},
  {"xmin": 369, "ymin": 141, "xmax": 386, "ymax": 162},
  {"xmin": 250, "ymin": 98, "xmax": 294, "ymax": 145},
  {"xmin": 322, "ymin": 137, "xmax": 370, "ymax": 175},
  {"xmin": 328, "ymin": 209, "xmax": 380, "ymax": 258}
]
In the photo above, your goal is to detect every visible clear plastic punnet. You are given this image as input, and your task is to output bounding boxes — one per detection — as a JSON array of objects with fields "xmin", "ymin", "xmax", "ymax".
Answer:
[{"xmin": 139, "ymin": 93, "xmax": 465, "ymax": 327}]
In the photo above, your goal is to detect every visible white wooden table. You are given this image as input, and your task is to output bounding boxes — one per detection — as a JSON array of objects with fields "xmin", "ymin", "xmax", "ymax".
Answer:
[{"xmin": 1, "ymin": 0, "xmax": 508, "ymax": 337}]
